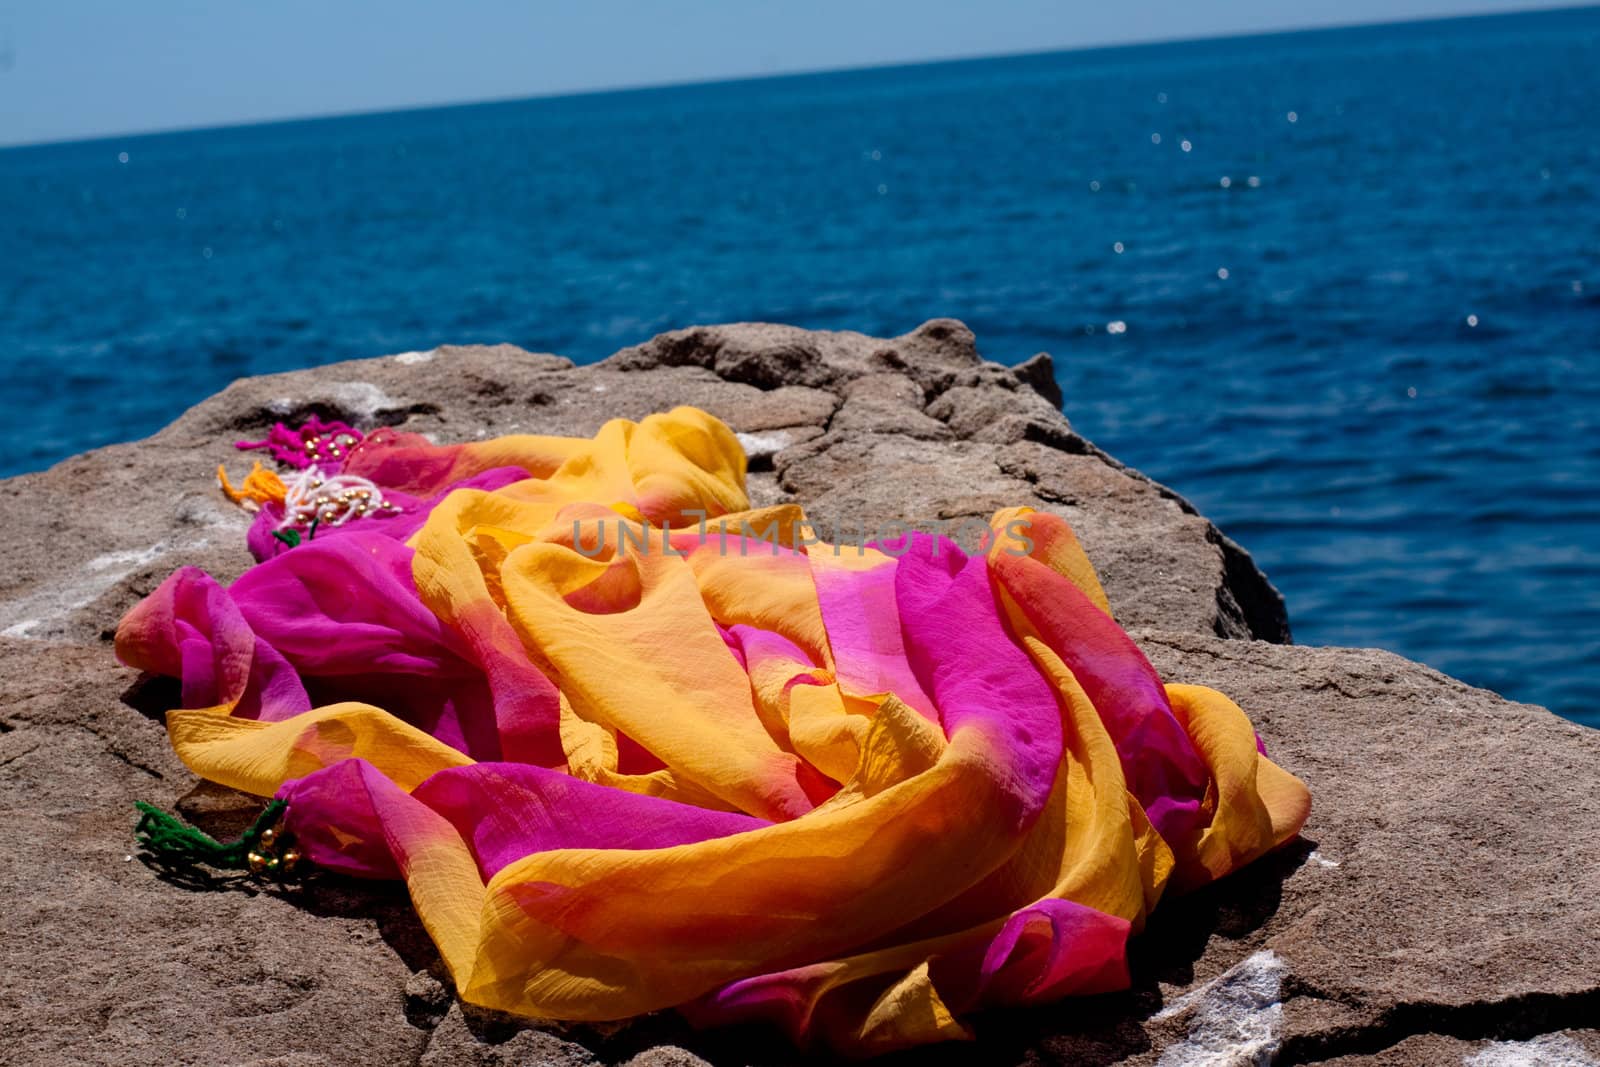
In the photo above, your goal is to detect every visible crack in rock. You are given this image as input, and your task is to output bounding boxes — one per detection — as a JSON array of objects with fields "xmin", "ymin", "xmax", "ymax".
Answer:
[{"xmin": 1278, "ymin": 985, "xmax": 1600, "ymax": 1064}]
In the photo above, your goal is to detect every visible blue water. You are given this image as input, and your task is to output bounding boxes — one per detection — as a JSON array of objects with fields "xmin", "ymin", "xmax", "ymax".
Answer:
[{"xmin": 3, "ymin": 9, "xmax": 1598, "ymax": 724}]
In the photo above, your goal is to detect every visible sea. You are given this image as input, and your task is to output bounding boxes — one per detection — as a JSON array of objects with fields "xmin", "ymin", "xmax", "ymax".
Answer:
[{"xmin": 2, "ymin": 8, "xmax": 1597, "ymax": 724}]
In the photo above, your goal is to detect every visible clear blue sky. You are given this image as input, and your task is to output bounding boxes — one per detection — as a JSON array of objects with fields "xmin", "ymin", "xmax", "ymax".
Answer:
[{"xmin": 0, "ymin": 0, "xmax": 1577, "ymax": 146}]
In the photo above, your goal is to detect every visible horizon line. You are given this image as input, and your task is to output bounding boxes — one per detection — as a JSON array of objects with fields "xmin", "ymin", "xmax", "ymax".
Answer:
[{"xmin": 3, "ymin": 2, "xmax": 1594, "ymax": 152}]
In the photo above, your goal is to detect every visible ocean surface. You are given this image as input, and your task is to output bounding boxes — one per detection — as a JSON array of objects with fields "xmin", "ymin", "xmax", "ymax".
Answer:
[{"xmin": 3, "ymin": 9, "xmax": 1597, "ymax": 724}]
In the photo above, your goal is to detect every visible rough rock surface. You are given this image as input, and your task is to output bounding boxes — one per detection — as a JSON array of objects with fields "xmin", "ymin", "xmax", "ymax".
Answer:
[{"xmin": 0, "ymin": 321, "xmax": 1594, "ymax": 1066}]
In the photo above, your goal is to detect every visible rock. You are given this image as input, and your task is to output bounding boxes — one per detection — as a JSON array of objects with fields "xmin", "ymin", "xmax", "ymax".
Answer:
[
  {"xmin": 1012, "ymin": 351, "xmax": 1065, "ymax": 409},
  {"xmin": 0, "ymin": 320, "xmax": 1284, "ymax": 645},
  {"xmin": 0, "ymin": 641, "xmax": 430, "ymax": 1067},
  {"xmin": 1322, "ymin": 1032, "xmax": 1600, "ymax": 1066},
  {"xmin": 1122, "ymin": 633, "xmax": 1600, "ymax": 1067},
  {"xmin": 405, "ymin": 970, "xmax": 452, "ymax": 1030},
  {"xmin": 1, "ymin": 319, "xmax": 1593, "ymax": 1065},
  {"xmin": 829, "ymin": 373, "xmax": 951, "ymax": 439},
  {"xmin": 418, "ymin": 1004, "xmax": 600, "ymax": 1066},
  {"xmin": 620, "ymin": 1049, "xmax": 716, "ymax": 1067}
]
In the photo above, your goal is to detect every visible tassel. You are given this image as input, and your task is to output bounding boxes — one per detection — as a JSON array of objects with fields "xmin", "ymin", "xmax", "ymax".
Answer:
[
  {"xmin": 134, "ymin": 799, "xmax": 299, "ymax": 876},
  {"xmin": 218, "ymin": 461, "xmax": 288, "ymax": 510}
]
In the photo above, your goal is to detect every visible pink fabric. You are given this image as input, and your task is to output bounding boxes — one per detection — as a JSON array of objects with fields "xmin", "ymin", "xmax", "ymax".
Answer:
[
  {"xmin": 990, "ymin": 550, "xmax": 1211, "ymax": 848},
  {"xmin": 243, "ymin": 466, "xmax": 531, "ymax": 562},
  {"xmin": 236, "ymin": 415, "xmax": 363, "ymax": 470}
]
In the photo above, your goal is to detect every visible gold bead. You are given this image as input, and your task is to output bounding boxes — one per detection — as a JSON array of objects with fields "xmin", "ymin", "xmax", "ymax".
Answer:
[
  {"xmin": 259, "ymin": 827, "xmax": 277, "ymax": 848},
  {"xmin": 282, "ymin": 848, "xmax": 302, "ymax": 867},
  {"xmin": 302, "ymin": 439, "xmax": 317, "ymax": 451},
  {"xmin": 247, "ymin": 851, "xmax": 268, "ymax": 874}
]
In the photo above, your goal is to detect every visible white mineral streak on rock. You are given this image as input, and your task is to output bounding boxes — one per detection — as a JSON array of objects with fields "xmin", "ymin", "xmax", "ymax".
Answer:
[
  {"xmin": 392, "ymin": 349, "xmax": 436, "ymax": 365},
  {"xmin": 1465, "ymin": 1035, "xmax": 1599, "ymax": 1066},
  {"xmin": 735, "ymin": 430, "xmax": 794, "ymax": 460},
  {"xmin": 329, "ymin": 382, "xmax": 400, "ymax": 423},
  {"xmin": 261, "ymin": 383, "xmax": 403, "ymax": 425},
  {"xmin": 1154, "ymin": 950, "xmax": 1288, "ymax": 1066},
  {"xmin": 73, "ymin": 542, "xmax": 190, "ymax": 607},
  {"xmin": 86, "ymin": 546, "xmax": 167, "ymax": 572},
  {"xmin": 0, "ymin": 538, "xmax": 207, "ymax": 639},
  {"xmin": 174, "ymin": 492, "xmax": 247, "ymax": 529}
]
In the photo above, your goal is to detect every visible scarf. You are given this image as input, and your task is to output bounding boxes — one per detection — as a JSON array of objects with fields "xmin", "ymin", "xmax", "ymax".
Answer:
[{"xmin": 120, "ymin": 405, "xmax": 1310, "ymax": 1054}]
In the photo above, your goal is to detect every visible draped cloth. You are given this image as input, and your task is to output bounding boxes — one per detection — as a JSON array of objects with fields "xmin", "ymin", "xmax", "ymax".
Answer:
[{"xmin": 117, "ymin": 406, "xmax": 1310, "ymax": 1054}]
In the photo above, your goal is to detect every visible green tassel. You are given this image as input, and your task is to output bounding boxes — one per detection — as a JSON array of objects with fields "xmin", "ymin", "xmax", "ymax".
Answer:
[
  {"xmin": 134, "ymin": 798, "xmax": 287, "ymax": 871},
  {"xmin": 271, "ymin": 518, "xmax": 320, "ymax": 550}
]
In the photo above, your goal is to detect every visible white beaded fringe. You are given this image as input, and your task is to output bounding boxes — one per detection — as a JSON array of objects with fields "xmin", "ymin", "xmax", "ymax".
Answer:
[{"xmin": 276, "ymin": 465, "xmax": 398, "ymax": 530}]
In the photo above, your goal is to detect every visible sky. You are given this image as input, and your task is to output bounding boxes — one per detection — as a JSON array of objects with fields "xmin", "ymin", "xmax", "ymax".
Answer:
[{"xmin": 0, "ymin": 0, "xmax": 1581, "ymax": 147}]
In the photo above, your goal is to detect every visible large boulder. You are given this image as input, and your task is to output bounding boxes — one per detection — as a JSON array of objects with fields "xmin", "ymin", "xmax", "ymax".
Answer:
[{"xmin": 0, "ymin": 321, "xmax": 1593, "ymax": 1066}]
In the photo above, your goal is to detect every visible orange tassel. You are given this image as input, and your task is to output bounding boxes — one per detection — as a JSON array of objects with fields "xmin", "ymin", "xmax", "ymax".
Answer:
[{"xmin": 218, "ymin": 461, "xmax": 287, "ymax": 511}]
